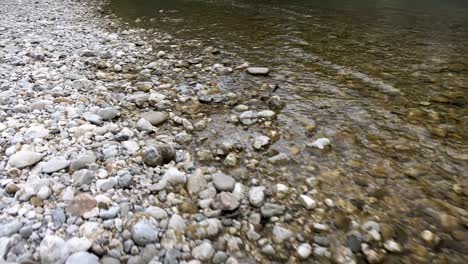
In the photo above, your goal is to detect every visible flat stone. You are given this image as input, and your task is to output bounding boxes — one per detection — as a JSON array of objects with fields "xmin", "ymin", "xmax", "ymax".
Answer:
[
  {"xmin": 261, "ymin": 203, "xmax": 286, "ymax": 217},
  {"xmin": 246, "ymin": 67, "xmax": 270, "ymax": 75},
  {"xmin": 70, "ymin": 154, "xmax": 96, "ymax": 171},
  {"xmin": 42, "ymin": 156, "xmax": 70, "ymax": 173},
  {"xmin": 83, "ymin": 113, "xmax": 103, "ymax": 125},
  {"xmin": 9, "ymin": 151, "xmax": 44, "ymax": 169}
]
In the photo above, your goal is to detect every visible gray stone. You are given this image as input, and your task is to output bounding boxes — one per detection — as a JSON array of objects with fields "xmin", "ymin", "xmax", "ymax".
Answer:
[
  {"xmin": 167, "ymin": 214, "xmax": 186, "ymax": 232},
  {"xmin": 19, "ymin": 225, "xmax": 33, "ymax": 239},
  {"xmin": 72, "ymin": 169, "xmax": 94, "ymax": 187},
  {"xmin": 248, "ymin": 186, "xmax": 266, "ymax": 207},
  {"xmin": 97, "ymin": 107, "xmax": 119, "ymax": 121},
  {"xmin": 212, "ymin": 251, "xmax": 228, "ymax": 264},
  {"xmin": 9, "ymin": 151, "xmax": 44, "ymax": 169},
  {"xmin": 212, "ymin": 172, "xmax": 235, "ymax": 192},
  {"xmin": 0, "ymin": 221, "xmax": 23, "ymax": 237},
  {"xmin": 272, "ymin": 225, "xmax": 293, "ymax": 242},
  {"xmin": 141, "ymin": 111, "xmax": 167, "ymax": 126},
  {"xmin": 143, "ymin": 143, "xmax": 176, "ymax": 167},
  {"xmin": 99, "ymin": 206, "xmax": 120, "ymax": 219},
  {"xmin": 132, "ymin": 219, "xmax": 159, "ymax": 246},
  {"xmin": 213, "ymin": 192, "xmax": 239, "ymax": 211},
  {"xmin": 0, "ymin": 237, "xmax": 12, "ymax": 260},
  {"xmin": 83, "ymin": 113, "xmax": 103, "ymax": 125},
  {"xmin": 186, "ymin": 169, "xmax": 207, "ymax": 195},
  {"xmin": 261, "ymin": 203, "xmax": 286, "ymax": 217},
  {"xmin": 52, "ymin": 208, "xmax": 66, "ymax": 227},
  {"xmin": 252, "ymin": 136, "xmax": 270, "ymax": 150},
  {"xmin": 70, "ymin": 154, "xmax": 96, "ymax": 171}
]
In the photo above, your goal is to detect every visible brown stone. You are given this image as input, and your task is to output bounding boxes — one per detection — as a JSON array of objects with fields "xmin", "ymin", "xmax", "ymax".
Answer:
[
  {"xmin": 68, "ymin": 193, "xmax": 97, "ymax": 216},
  {"xmin": 5, "ymin": 183, "xmax": 19, "ymax": 195},
  {"xmin": 31, "ymin": 197, "xmax": 44, "ymax": 207}
]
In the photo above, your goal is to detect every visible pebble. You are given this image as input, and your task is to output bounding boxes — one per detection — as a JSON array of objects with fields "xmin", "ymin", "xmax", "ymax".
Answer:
[
  {"xmin": 213, "ymin": 192, "xmax": 240, "ymax": 211},
  {"xmin": 308, "ymin": 138, "xmax": 331, "ymax": 149},
  {"xmin": 141, "ymin": 111, "xmax": 168, "ymax": 126},
  {"xmin": 299, "ymin": 195, "xmax": 317, "ymax": 210},
  {"xmin": 97, "ymin": 107, "xmax": 119, "ymax": 121},
  {"xmin": 248, "ymin": 186, "xmax": 266, "ymax": 207},
  {"xmin": 212, "ymin": 172, "xmax": 235, "ymax": 192},
  {"xmin": 132, "ymin": 219, "xmax": 159, "ymax": 245},
  {"xmin": 297, "ymin": 243, "xmax": 312, "ymax": 259},
  {"xmin": 192, "ymin": 242, "xmax": 215, "ymax": 261},
  {"xmin": 246, "ymin": 67, "xmax": 270, "ymax": 75}
]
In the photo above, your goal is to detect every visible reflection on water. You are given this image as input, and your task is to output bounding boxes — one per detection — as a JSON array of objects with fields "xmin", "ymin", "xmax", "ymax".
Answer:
[{"xmin": 106, "ymin": 0, "xmax": 468, "ymax": 261}]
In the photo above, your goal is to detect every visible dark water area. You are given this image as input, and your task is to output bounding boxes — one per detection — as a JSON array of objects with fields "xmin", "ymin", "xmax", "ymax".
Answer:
[{"xmin": 106, "ymin": 0, "xmax": 468, "ymax": 261}]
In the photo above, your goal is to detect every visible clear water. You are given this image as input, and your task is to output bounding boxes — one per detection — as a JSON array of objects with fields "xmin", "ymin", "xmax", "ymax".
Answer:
[{"xmin": 106, "ymin": 0, "xmax": 468, "ymax": 261}]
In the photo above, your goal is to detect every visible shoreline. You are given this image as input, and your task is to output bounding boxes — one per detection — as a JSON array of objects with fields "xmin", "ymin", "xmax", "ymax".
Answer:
[{"xmin": 0, "ymin": 0, "xmax": 466, "ymax": 263}]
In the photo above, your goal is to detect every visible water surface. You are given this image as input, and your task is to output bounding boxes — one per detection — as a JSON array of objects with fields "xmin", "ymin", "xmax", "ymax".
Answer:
[{"xmin": 106, "ymin": 0, "xmax": 468, "ymax": 261}]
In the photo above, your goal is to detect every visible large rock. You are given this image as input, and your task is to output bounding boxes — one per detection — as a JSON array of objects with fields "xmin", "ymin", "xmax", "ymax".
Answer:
[
  {"xmin": 141, "ymin": 111, "xmax": 167, "ymax": 126},
  {"xmin": 132, "ymin": 219, "xmax": 159, "ymax": 246},
  {"xmin": 212, "ymin": 172, "xmax": 235, "ymax": 192},
  {"xmin": 40, "ymin": 236, "xmax": 70, "ymax": 264},
  {"xmin": 143, "ymin": 143, "xmax": 175, "ymax": 167},
  {"xmin": 65, "ymin": 252, "xmax": 99, "ymax": 264},
  {"xmin": 9, "ymin": 151, "xmax": 44, "ymax": 169}
]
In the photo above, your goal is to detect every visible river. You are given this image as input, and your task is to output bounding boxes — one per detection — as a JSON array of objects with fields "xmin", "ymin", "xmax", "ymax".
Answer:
[{"xmin": 105, "ymin": 0, "xmax": 468, "ymax": 262}]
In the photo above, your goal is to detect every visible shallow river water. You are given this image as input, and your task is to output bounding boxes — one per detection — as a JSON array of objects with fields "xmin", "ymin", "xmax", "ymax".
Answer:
[{"xmin": 106, "ymin": 0, "xmax": 468, "ymax": 262}]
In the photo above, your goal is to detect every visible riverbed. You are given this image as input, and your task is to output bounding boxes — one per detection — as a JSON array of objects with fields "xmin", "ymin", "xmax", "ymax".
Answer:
[{"xmin": 105, "ymin": 0, "xmax": 468, "ymax": 262}]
